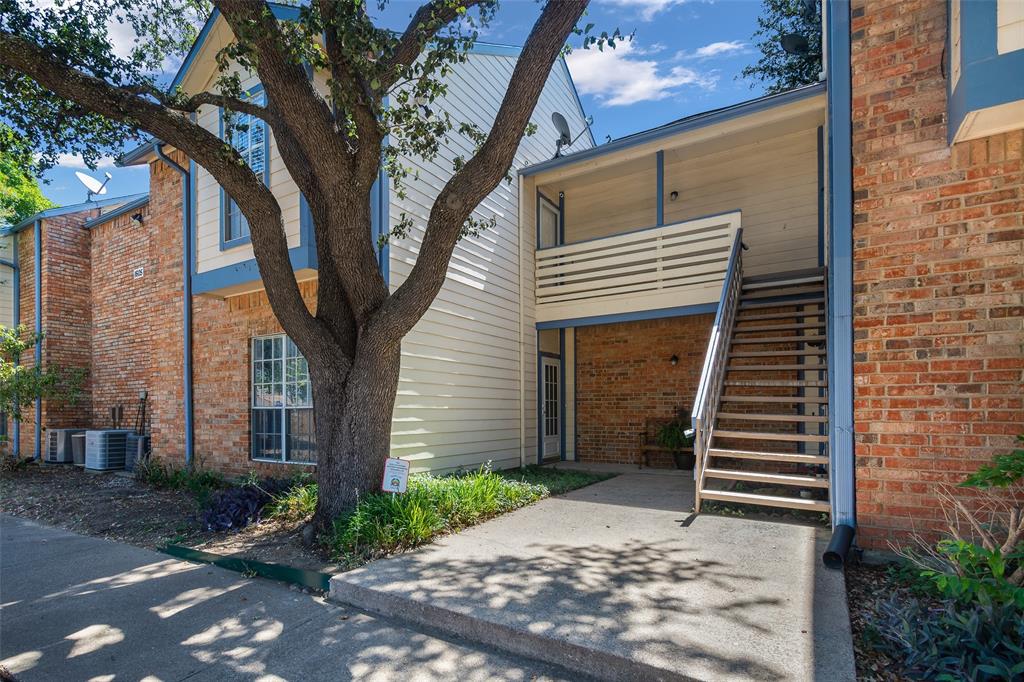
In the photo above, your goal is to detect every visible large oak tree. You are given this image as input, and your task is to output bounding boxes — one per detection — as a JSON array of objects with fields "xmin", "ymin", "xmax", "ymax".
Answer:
[{"xmin": 0, "ymin": 0, "xmax": 606, "ymax": 529}]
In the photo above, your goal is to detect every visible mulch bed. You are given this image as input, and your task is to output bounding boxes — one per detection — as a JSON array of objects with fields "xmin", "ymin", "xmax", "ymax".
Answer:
[
  {"xmin": 0, "ymin": 462, "xmax": 338, "ymax": 574},
  {"xmin": 0, "ymin": 462, "xmax": 203, "ymax": 549},
  {"xmin": 846, "ymin": 560, "xmax": 950, "ymax": 682}
]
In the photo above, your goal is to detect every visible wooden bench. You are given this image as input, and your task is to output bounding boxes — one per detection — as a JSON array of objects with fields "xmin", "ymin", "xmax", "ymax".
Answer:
[{"xmin": 637, "ymin": 416, "xmax": 695, "ymax": 470}]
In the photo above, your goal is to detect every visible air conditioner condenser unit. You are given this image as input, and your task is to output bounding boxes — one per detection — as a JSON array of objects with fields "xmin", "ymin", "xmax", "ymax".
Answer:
[{"xmin": 45, "ymin": 428, "xmax": 86, "ymax": 464}]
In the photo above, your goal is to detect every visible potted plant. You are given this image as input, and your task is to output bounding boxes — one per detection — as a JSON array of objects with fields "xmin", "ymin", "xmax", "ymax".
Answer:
[{"xmin": 656, "ymin": 418, "xmax": 696, "ymax": 470}]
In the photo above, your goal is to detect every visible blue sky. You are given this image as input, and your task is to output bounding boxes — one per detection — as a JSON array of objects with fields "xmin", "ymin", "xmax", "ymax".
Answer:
[{"xmin": 40, "ymin": 0, "xmax": 768, "ymax": 206}]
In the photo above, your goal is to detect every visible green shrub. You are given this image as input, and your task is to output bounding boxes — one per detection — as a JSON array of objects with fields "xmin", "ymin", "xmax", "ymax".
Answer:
[
  {"xmin": 961, "ymin": 435, "xmax": 1024, "ymax": 489},
  {"xmin": 328, "ymin": 467, "xmax": 547, "ymax": 564},
  {"xmin": 136, "ymin": 460, "xmax": 225, "ymax": 502},
  {"xmin": 873, "ymin": 594, "xmax": 1024, "ymax": 681},
  {"xmin": 266, "ymin": 482, "xmax": 318, "ymax": 523},
  {"xmin": 917, "ymin": 540, "xmax": 1024, "ymax": 609}
]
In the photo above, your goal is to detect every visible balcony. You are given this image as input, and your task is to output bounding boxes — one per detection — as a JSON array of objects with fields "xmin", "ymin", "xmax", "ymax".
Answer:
[{"xmin": 534, "ymin": 212, "xmax": 740, "ymax": 323}]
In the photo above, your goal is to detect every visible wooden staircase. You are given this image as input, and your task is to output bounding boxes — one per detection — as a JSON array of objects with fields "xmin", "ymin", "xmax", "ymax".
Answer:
[{"xmin": 694, "ymin": 264, "xmax": 831, "ymax": 514}]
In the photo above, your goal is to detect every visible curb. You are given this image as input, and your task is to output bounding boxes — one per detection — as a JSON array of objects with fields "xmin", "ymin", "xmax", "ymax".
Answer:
[
  {"xmin": 162, "ymin": 544, "xmax": 331, "ymax": 592},
  {"xmin": 328, "ymin": 575, "xmax": 694, "ymax": 682}
]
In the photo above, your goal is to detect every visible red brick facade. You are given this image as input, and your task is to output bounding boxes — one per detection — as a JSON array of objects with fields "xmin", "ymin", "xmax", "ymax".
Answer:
[
  {"xmin": 575, "ymin": 315, "xmax": 712, "ymax": 466},
  {"xmin": 851, "ymin": 0, "xmax": 1024, "ymax": 547}
]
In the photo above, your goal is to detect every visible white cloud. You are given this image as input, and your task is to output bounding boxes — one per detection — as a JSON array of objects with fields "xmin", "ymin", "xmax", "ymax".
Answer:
[
  {"xmin": 566, "ymin": 39, "xmax": 717, "ymax": 107},
  {"xmin": 56, "ymin": 154, "xmax": 117, "ymax": 169},
  {"xmin": 602, "ymin": 0, "xmax": 688, "ymax": 21},
  {"xmin": 677, "ymin": 40, "xmax": 749, "ymax": 61}
]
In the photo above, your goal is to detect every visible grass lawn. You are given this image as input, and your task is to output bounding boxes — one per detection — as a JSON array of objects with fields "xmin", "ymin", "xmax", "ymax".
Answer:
[{"xmin": 269, "ymin": 465, "xmax": 615, "ymax": 567}]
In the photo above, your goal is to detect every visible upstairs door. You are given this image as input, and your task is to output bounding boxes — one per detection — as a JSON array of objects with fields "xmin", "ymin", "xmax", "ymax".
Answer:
[{"xmin": 541, "ymin": 357, "xmax": 561, "ymax": 460}]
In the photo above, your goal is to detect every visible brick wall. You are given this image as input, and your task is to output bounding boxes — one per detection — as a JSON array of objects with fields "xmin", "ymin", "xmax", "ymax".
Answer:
[
  {"xmin": 575, "ymin": 315, "xmax": 712, "ymax": 465},
  {"xmin": 851, "ymin": 0, "xmax": 1024, "ymax": 547},
  {"xmin": 189, "ymin": 281, "xmax": 318, "ymax": 478},
  {"xmin": 12, "ymin": 210, "xmax": 98, "ymax": 455},
  {"xmin": 89, "ymin": 203, "xmax": 155, "ymax": 431}
]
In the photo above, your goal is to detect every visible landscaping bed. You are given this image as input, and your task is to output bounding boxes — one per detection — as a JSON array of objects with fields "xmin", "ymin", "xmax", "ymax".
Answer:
[{"xmin": 0, "ymin": 460, "xmax": 615, "ymax": 577}]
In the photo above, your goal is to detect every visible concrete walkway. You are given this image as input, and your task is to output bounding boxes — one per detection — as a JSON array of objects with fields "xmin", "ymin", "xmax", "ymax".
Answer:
[
  {"xmin": 331, "ymin": 473, "xmax": 856, "ymax": 681},
  {"xmin": 0, "ymin": 515, "xmax": 574, "ymax": 681}
]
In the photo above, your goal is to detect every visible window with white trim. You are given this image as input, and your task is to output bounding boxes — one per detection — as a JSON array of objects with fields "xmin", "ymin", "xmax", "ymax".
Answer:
[
  {"xmin": 224, "ymin": 92, "xmax": 267, "ymax": 243},
  {"xmin": 251, "ymin": 334, "xmax": 316, "ymax": 463}
]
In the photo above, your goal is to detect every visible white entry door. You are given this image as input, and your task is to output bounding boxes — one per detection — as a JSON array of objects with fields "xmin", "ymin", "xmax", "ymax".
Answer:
[{"xmin": 541, "ymin": 357, "xmax": 561, "ymax": 459}]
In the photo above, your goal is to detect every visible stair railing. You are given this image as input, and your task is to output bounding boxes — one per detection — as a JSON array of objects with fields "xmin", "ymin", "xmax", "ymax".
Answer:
[{"xmin": 692, "ymin": 227, "xmax": 744, "ymax": 513}]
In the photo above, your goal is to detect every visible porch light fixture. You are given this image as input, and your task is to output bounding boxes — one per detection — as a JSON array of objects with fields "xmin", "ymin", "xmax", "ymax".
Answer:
[
  {"xmin": 670, "ymin": 354, "xmax": 679, "ymax": 366},
  {"xmin": 131, "ymin": 212, "xmax": 144, "ymax": 225},
  {"xmin": 669, "ymin": 191, "xmax": 679, "ymax": 202}
]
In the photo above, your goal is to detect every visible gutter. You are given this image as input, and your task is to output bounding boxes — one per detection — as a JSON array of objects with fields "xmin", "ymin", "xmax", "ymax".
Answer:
[
  {"xmin": 0, "ymin": 235, "xmax": 19, "ymax": 456},
  {"xmin": 152, "ymin": 143, "xmax": 195, "ymax": 468},
  {"xmin": 33, "ymin": 220, "xmax": 41, "ymax": 460}
]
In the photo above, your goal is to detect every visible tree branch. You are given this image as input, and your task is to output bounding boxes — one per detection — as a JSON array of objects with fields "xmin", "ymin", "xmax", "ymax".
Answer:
[
  {"xmin": 373, "ymin": 0, "xmax": 588, "ymax": 340},
  {"xmin": 384, "ymin": 0, "xmax": 488, "ymax": 89},
  {"xmin": 0, "ymin": 29, "xmax": 325, "ymax": 352}
]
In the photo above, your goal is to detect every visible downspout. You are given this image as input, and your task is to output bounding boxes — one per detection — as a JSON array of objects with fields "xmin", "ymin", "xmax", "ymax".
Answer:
[
  {"xmin": 153, "ymin": 143, "xmax": 194, "ymax": 468},
  {"xmin": 33, "ymin": 220, "xmax": 42, "ymax": 459},
  {"xmin": 0, "ymin": 235, "xmax": 19, "ymax": 457}
]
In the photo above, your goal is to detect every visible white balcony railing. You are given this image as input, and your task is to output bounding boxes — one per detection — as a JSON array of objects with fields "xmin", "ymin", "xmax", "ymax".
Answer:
[{"xmin": 534, "ymin": 211, "xmax": 741, "ymax": 323}]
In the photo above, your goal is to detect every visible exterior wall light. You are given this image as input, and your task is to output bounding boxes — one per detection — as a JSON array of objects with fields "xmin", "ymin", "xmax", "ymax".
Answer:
[{"xmin": 670, "ymin": 354, "xmax": 679, "ymax": 366}]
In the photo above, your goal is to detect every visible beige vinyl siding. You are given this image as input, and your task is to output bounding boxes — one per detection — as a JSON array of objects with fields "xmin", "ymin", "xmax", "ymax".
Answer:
[
  {"xmin": 389, "ymin": 52, "xmax": 589, "ymax": 473},
  {"xmin": 192, "ymin": 55, "xmax": 304, "ymax": 275},
  {"xmin": 561, "ymin": 156, "xmax": 658, "ymax": 242},
  {"xmin": 998, "ymin": 0, "xmax": 1024, "ymax": 55},
  {"xmin": 0, "ymin": 236, "xmax": 14, "ymax": 327},
  {"xmin": 663, "ymin": 127, "xmax": 820, "ymax": 276}
]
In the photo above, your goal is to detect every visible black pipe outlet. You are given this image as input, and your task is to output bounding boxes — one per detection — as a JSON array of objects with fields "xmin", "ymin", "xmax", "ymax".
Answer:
[{"xmin": 823, "ymin": 524, "xmax": 855, "ymax": 569}]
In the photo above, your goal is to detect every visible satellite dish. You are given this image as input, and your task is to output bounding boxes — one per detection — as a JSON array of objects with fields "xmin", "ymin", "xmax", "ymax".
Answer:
[
  {"xmin": 75, "ymin": 170, "xmax": 113, "ymax": 202},
  {"xmin": 552, "ymin": 112, "xmax": 572, "ymax": 147},
  {"xmin": 780, "ymin": 33, "xmax": 811, "ymax": 56}
]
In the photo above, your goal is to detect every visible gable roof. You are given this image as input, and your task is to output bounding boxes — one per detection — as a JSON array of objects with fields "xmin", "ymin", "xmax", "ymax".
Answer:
[
  {"xmin": 520, "ymin": 81, "xmax": 826, "ymax": 177},
  {"xmin": 4, "ymin": 193, "xmax": 150, "ymax": 235},
  {"xmin": 81, "ymin": 194, "xmax": 150, "ymax": 229}
]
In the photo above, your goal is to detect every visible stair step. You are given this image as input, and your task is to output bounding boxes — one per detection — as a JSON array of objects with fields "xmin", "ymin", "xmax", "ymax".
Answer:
[
  {"xmin": 708, "ymin": 447, "xmax": 830, "ymax": 463},
  {"xmin": 714, "ymin": 430, "xmax": 829, "ymax": 443},
  {"xmin": 739, "ymin": 296, "xmax": 825, "ymax": 310},
  {"xmin": 700, "ymin": 489, "xmax": 831, "ymax": 512},
  {"xmin": 703, "ymin": 468, "xmax": 830, "ymax": 488},
  {"xmin": 730, "ymin": 349, "xmax": 826, "ymax": 357},
  {"xmin": 724, "ymin": 379, "xmax": 827, "ymax": 387},
  {"xmin": 741, "ymin": 267, "xmax": 826, "ymax": 285},
  {"xmin": 727, "ymin": 364, "xmax": 826, "ymax": 371},
  {"xmin": 741, "ymin": 285, "xmax": 825, "ymax": 300},
  {"xmin": 737, "ymin": 309, "xmax": 825, "ymax": 322},
  {"xmin": 721, "ymin": 395, "xmax": 829, "ymax": 404},
  {"xmin": 742, "ymin": 275, "xmax": 825, "ymax": 291},
  {"xmin": 734, "ymin": 321, "xmax": 825, "ymax": 333},
  {"xmin": 730, "ymin": 335, "xmax": 826, "ymax": 344},
  {"xmin": 717, "ymin": 412, "xmax": 828, "ymax": 423}
]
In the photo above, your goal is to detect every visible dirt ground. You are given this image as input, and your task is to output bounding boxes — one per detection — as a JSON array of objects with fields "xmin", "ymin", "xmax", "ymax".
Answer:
[{"xmin": 0, "ymin": 462, "xmax": 339, "ymax": 573}]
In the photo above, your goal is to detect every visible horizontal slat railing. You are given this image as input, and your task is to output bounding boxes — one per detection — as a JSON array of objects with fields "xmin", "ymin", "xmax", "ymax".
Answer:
[
  {"xmin": 691, "ymin": 227, "xmax": 744, "ymax": 513},
  {"xmin": 535, "ymin": 212, "xmax": 741, "ymax": 318}
]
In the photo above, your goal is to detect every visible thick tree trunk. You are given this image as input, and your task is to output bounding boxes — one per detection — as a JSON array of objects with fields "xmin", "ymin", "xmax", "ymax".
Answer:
[{"xmin": 308, "ymin": 338, "xmax": 401, "ymax": 533}]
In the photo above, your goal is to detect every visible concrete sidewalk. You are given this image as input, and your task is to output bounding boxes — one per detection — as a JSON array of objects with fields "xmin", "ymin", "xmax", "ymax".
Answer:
[
  {"xmin": 0, "ymin": 515, "xmax": 574, "ymax": 681},
  {"xmin": 330, "ymin": 473, "xmax": 856, "ymax": 681}
]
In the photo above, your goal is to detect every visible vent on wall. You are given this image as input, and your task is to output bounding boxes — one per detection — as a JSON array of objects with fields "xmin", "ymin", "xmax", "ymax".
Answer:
[
  {"xmin": 85, "ymin": 430, "xmax": 135, "ymax": 471},
  {"xmin": 45, "ymin": 429, "xmax": 86, "ymax": 463}
]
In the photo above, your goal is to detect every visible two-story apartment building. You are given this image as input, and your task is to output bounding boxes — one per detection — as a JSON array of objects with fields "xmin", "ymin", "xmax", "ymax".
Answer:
[{"xmin": 3, "ymin": 0, "xmax": 1021, "ymax": 549}]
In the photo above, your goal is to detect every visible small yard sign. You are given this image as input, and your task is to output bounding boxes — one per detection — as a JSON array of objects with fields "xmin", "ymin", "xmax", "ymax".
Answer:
[{"xmin": 381, "ymin": 457, "xmax": 410, "ymax": 494}]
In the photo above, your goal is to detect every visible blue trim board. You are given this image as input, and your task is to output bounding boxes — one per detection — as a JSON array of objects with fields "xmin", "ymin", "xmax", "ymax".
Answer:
[
  {"xmin": 572, "ymin": 329, "xmax": 578, "ymax": 462},
  {"xmin": 947, "ymin": 0, "xmax": 1024, "ymax": 144},
  {"xmin": 826, "ymin": 0, "xmax": 856, "ymax": 528},
  {"xmin": 10, "ymin": 231, "xmax": 19, "ymax": 456},
  {"xmin": 558, "ymin": 329, "xmax": 566, "ymax": 461},
  {"xmin": 559, "ymin": 57, "xmax": 596, "ymax": 148},
  {"xmin": 816, "ymin": 125, "xmax": 825, "ymax": 267},
  {"xmin": 656, "ymin": 150, "xmax": 665, "ymax": 226},
  {"xmin": 520, "ymin": 82, "xmax": 826, "ymax": 177},
  {"xmin": 537, "ymin": 302, "xmax": 718, "ymax": 330},
  {"xmin": 557, "ymin": 192, "xmax": 565, "ymax": 245},
  {"xmin": 536, "ymin": 333, "xmax": 543, "ymax": 466}
]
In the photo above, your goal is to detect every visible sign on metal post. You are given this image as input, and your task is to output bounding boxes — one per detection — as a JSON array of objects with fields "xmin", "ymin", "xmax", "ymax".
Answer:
[{"xmin": 381, "ymin": 457, "xmax": 409, "ymax": 494}]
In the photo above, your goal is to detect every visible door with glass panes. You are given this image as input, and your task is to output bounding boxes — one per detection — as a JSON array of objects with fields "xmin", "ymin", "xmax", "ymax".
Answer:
[{"xmin": 541, "ymin": 357, "xmax": 561, "ymax": 460}]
